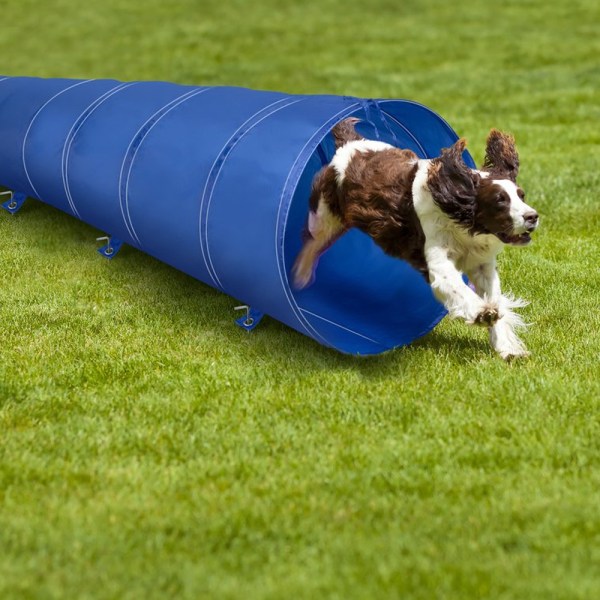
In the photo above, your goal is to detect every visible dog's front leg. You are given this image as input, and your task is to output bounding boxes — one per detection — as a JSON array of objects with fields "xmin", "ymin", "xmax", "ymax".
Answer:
[
  {"xmin": 425, "ymin": 245, "xmax": 499, "ymax": 325},
  {"xmin": 467, "ymin": 262, "xmax": 529, "ymax": 360}
]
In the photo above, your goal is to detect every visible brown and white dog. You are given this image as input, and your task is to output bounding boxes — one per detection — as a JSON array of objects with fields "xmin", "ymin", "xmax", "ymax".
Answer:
[{"xmin": 292, "ymin": 119, "xmax": 539, "ymax": 359}]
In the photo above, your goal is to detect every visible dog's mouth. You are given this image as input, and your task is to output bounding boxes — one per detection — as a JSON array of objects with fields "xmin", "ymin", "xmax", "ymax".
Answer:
[{"xmin": 496, "ymin": 231, "xmax": 532, "ymax": 246}]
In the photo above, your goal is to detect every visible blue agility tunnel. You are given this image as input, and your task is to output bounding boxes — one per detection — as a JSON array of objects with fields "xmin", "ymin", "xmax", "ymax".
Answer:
[{"xmin": 0, "ymin": 75, "xmax": 475, "ymax": 355}]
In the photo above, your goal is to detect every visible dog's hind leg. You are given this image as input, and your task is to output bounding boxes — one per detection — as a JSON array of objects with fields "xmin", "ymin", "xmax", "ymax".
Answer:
[{"xmin": 292, "ymin": 196, "xmax": 346, "ymax": 289}]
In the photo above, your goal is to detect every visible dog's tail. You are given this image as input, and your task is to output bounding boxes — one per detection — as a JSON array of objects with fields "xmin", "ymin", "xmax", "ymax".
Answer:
[{"xmin": 331, "ymin": 117, "xmax": 363, "ymax": 149}]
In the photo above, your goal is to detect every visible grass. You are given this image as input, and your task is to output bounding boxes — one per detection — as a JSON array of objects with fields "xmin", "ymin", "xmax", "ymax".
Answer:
[{"xmin": 1, "ymin": 0, "xmax": 599, "ymax": 598}]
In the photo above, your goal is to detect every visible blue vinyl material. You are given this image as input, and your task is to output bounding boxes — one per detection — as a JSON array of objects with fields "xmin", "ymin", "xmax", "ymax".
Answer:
[{"xmin": 0, "ymin": 75, "xmax": 475, "ymax": 355}]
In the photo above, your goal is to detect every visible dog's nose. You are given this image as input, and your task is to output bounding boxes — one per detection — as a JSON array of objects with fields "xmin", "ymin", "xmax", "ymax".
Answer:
[{"xmin": 523, "ymin": 210, "xmax": 539, "ymax": 230}]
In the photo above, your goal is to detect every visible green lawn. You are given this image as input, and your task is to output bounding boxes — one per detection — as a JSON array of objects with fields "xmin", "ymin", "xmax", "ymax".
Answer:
[{"xmin": 1, "ymin": 0, "xmax": 599, "ymax": 598}]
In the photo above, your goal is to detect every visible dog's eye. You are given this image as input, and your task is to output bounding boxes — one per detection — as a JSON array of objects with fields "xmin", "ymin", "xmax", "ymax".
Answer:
[{"xmin": 517, "ymin": 189, "xmax": 525, "ymax": 200}]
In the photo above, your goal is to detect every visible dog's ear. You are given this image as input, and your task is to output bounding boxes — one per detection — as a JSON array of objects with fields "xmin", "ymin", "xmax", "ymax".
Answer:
[
  {"xmin": 482, "ymin": 129, "xmax": 519, "ymax": 182},
  {"xmin": 438, "ymin": 138, "xmax": 474, "ymax": 185},
  {"xmin": 428, "ymin": 139, "xmax": 480, "ymax": 225},
  {"xmin": 428, "ymin": 139, "xmax": 480, "ymax": 228}
]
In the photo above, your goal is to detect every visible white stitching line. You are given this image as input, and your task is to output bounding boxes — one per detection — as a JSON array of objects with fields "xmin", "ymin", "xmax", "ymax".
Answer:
[
  {"xmin": 378, "ymin": 99, "xmax": 461, "ymax": 157},
  {"xmin": 22, "ymin": 79, "xmax": 92, "ymax": 202},
  {"xmin": 122, "ymin": 88, "xmax": 211, "ymax": 246},
  {"xmin": 379, "ymin": 101, "xmax": 475, "ymax": 167},
  {"xmin": 378, "ymin": 109, "xmax": 426, "ymax": 157},
  {"xmin": 0, "ymin": 77, "xmax": 8, "ymax": 83},
  {"xmin": 62, "ymin": 82, "xmax": 135, "ymax": 218},
  {"xmin": 384, "ymin": 99, "xmax": 459, "ymax": 141},
  {"xmin": 299, "ymin": 308, "xmax": 384, "ymax": 347},
  {"xmin": 119, "ymin": 87, "xmax": 204, "ymax": 246},
  {"xmin": 200, "ymin": 96, "xmax": 299, "ymax": 288},
  {"xmin": 276, "ymin": 104, "xmax": 360, "ymax": 347},
  {"xmin": 201, "ymin": 97, "xmax": 303, "ymax": 290},
  {"xmin": 275, "ymin": 102, "xmax": 361, "ymax": 347}
]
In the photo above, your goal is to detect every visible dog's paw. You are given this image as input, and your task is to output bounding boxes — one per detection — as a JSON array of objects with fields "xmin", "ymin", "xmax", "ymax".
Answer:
[
  {"xmin": 292, "ymin": 272, "xmax": 312, "ymax": 290},
  {"xmin": 490, "ymin": 326, "xmax": 530, "ymax": 361},
  {"xmin": 292, "ymin": 265, "xmax": 309, "ymax": 289},
  {"xmin": 474, "ymin": 305, "xmax": 500, "ymax": 327},
  {"xmin": 498, "ymin": 347, "xmax": 530, "ymax": 362},
  {"xmin": 291, "ymin": 261, "xmax": 314, "ymax": 290}
]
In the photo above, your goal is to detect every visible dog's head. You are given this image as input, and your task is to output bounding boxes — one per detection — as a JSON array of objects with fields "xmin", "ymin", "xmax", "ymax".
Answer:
[{"xmin": 428, "ymin": 130, "xmax": 539, "ymax": 245}]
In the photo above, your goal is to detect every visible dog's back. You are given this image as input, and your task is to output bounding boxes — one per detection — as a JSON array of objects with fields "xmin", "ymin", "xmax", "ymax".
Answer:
[{"xmin": 335, "ymin": 146, "xmax": 425, "ymax": 272}]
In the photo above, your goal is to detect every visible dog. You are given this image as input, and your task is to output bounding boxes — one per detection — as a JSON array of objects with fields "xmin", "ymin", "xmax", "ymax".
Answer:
[{"xmin": 292, "ymin": 119, "xmax": 539, "ymax": 359}]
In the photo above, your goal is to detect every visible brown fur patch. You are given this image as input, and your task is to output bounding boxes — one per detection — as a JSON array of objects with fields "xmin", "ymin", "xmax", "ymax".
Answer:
[{"xmin": 313, "ymin": 147, "xmax": 428, "ymax": 277}]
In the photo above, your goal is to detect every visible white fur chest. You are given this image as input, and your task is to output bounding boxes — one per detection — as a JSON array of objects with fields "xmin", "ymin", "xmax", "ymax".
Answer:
[{"xmin": 445, "ymin": 224, "xmax": 503, "ymax": 272}]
